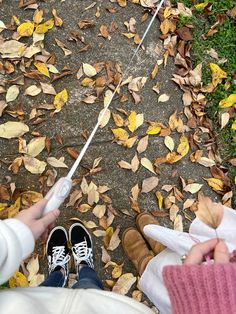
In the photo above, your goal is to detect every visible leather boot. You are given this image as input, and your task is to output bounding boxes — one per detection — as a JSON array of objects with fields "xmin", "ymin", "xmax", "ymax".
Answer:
[
  {"xmin": 122, "ymin": 228, "xmax": 153, "ymax": 276},
  {"xmin": 136, "ymin": 213, "xmax": 166, "ymax": 255}
]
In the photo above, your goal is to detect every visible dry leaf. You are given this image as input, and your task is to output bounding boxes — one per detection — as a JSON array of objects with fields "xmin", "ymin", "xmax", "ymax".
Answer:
[
  {"xmin": 177, "ymin": 135, "xmax": 189, "ymax": 157},
  {"xmin": 25, "ymin": 85, "xmax": 41, "ymax": 96},
  {"xmin": 164, "ymin": 136, "xmax": 174, "ymax": 152},
  {"xmin": 112, "ymin": 273, "xmax": 136, "ymax": 295},
  {"xmin": 184, "ymin": 183, "xmax": 203, "ymax": 194},
  {"xmin": 174, "ymin": 214, "xmax": 183, "ymax": 231},
  {"xmin": 141, "ymin": 177, "xmax": 159, "ymax": 193},
  {"xmin": 6, "ymin": 85, "xmax": 20, "ymax": 102},
  {"xmin": 98, "ymin": 108, "xmax": 111, "ymax": 128},
  {"xmin": 0, "ymin": 122, "xmax": 29, "ymax": 139},
  {"xmin": 137, "ymin": 135, "xmax": 149, "ymax": 154},
  {"xmin": 93, "ymin": 204, "xmax": 106, "ymax": 218},
  {"xmin": 17, "ymin": 22, "xmax": 34, "ymax": 37},
  {"xmin": 47, "ymin": 157, "xmax": 68, "ymax": 168},
  {"xmin": 34, "ymin": 61, "xmax": 50, "ymax": 78},
  {"xmin": 40, "ymin": 82, "xmax": 56, "ymax": 95},
  {"xmin": 205, "ymin": 177, "xmax": 224, "ymax": 191},
  {"xmin": 23, "ymin": 156, "xmax": 46, "ymax": 174},
  {"xmin": 141, "ymin": 157, "xmax": 155, "ymax": 174},
  {"xmin": 21, "ymin": 191, "xmax": 43, "ymax": 207},
  {"xmin": 83, "ymin": 63, "xmax": 97, "ymax": 77},
  {"xmin": 196, "ymin": 193, "xmax": 224, "ymax": 229},
  {"xmin": 54, "ymin": 89, "xmax": 68, "ymax": 112},
  {"xmin": 158, "ymin": 94, "xmax": 170, "ymax": 103},
  {"xmin": 9, "ymin": 272, "xmax": 28, "ymax": 288},
  {"xmin": 108, "ymin": 227, "xmax": 121, "ymax": 251}
]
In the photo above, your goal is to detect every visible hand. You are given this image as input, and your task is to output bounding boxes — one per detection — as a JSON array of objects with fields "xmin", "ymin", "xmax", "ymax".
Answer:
[
  {"xmin": 184, "ymin": 238, "xmax": 230, "ymax": 265},
  {"xmin": 15, "ymin": 199, "xmax": 60, "ymax": 240}
]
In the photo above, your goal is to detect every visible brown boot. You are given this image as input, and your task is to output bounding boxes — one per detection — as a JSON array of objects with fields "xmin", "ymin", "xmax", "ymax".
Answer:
[
  {"xmin": 136, "ymin": 213, "xmax": 166, "ymax": 255},
  {"xmin": 122, "ymin": 228, "xmax": 153, "ymax": 276}
]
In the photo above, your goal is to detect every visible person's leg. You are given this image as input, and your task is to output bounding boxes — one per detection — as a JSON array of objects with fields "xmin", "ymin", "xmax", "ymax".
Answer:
[
  {"xmin": 72, "ymin": 266, "xmax": 103, "ymax": 290},
  {"xmin": 69, "ymin": 223, "xmax": 104, "ymax": 290},
  {"xmin": 40, "ymin": 270, "xmax": 65, "ymax": 287},
  {"xmin": 40, "ymin": 226, "xmax": 70, "ymax": 288}
]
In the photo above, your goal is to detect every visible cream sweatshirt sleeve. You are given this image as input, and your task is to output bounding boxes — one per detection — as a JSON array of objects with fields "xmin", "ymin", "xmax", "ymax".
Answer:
[{"xmin": 0, "ymin": 219, "xmax": 35, "ymax": 284}]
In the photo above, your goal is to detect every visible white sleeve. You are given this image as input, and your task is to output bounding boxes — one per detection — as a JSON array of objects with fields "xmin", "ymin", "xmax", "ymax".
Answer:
[{"xmin": 0, "ymin": 219, "xmax": 35, "ymax": 284}]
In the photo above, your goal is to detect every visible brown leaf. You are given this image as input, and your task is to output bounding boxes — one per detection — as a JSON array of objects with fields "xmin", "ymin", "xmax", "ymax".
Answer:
[
  {"xmin": 176, "ymin": 26, "xmax": 193, "ymax": 41},
  {"xmin": 0, "ymin": 185, "xmax": 10, "ymax": 201},
  {"xmin": 108, "ymin": 227, "xmax": 121, "ymax": 251},
  {"xmin": 99, "ymin": 25, "xmax": 110, "ymax": 39},
  {"xmin": 66, "ymin": 147, "xmax": 79, "ymax": 160},
  {"xmin": 196, "ymin": 193, "xmax": 224, "ymax": 229},
  {"xmin": 78, "ymin": 19, "xmax": 96, "ymax": 29},
  {"xmin": 141, "ymin": 177, "xmax": 159, "ymax": 193},
  {"xmin": 137, "ymin": 135, "xmax": 149, "ymax": 154}
]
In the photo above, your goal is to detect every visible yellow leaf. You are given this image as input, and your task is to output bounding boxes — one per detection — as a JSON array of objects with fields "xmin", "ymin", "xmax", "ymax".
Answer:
[
  {"xmin": 53, "ymin": 89, "xmax": 69, "ymax": 112},
  {"xmin": 112, "ymin": 128, "xmax": 129, "ymax": 141},
  {"xmin": 146, "ymin": 122, "xmax": 161, "ymax": 135},
  {"xmin": 117, "ymin": 0, "xmax": 127, "ymax": 7},
  {"xmin": 81, "ymin": 78, "xmax": 94, "ymax": 87},
  {"xmin": 33, "ymin": 9, "xmax": 43, "ymax": 24},
  {"xmin": 205, "ymin": 177, "xmax": 224, "ymax": 191},
  {"xmin": 210, "ymin": 63, "xmax": 227, "ymax": 88},
  {"xmin": 177, "ymin": 135, "xmax": 189, "ymax": 157},
  {"xmin": 17, "ymin": 22, "xmax": 34, "ymax": 37},
  {"xmin": 166, "ymin": 152, "xmax": 182, "ymax": 164},
  {"xmin": 9, "ymin": 271, "xmax": 28, "ymax": 288},
  {"xmin": 232, "ymin": 120, "xmax": 236, "ymax": 130},
  {"xmin": 8, "ymin": 197, "xmax": 21, "ymax": 218},
  {"xmin": 128, "ymin": 111, "xmax": 136, "ymax": 132},
  {"xmin": 35, "ymin": 19, "xmax": 54, "ymax": 34},
  {"xmin": 156, "ymin": 191, "xmax": 163, "ymax": 209},
  {"xmin": 219, "ymin": 94, "xmax": 236, "ymax": 108},
  {"xmin": 194, "ymin": 2, "xmax": 209, "ymax": 10},
  {"xmin": 34, "ymin": 61, "xmax": 50, "ymax": 77}
]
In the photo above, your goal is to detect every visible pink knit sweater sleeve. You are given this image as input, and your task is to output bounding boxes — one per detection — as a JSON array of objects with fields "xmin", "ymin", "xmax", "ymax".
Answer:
[{"xmin": 163, "ymin": 263, "xmax": 236, "ymax": 314}]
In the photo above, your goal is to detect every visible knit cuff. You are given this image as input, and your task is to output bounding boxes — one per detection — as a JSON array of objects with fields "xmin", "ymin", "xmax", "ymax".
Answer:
[
  {"xmin": 163, "ymin": 263, "xmax": 236, "ymax": 314},
  {"xmin": 4, "ymin": 219, "xmax": 35, "ymax": 259}
]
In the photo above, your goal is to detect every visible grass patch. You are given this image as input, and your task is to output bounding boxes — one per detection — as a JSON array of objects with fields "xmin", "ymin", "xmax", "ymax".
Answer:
[{"xmin": 173, "ymin": 0, "xmax": 236, "ymax": 203}]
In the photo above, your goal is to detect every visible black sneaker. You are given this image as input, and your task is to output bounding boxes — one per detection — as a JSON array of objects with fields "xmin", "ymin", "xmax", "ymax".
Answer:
[
  {"xmin": 46, "ymin": 226, "xmax": 71, "ymax": 287},
  {"xmin": 69, "ymin": 223, "xmax": 94, "ymax": 275}
]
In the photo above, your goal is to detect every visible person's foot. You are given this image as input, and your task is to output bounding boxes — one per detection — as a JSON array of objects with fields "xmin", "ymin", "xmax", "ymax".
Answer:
[
  {"xmin": 122, "ymin": 228, "xmax": 153, "ymax": 276},
  {"xmin": 136, "ymin": 213, "xmax": 166, "ymax": 255},
  {"xmin": 69, "ymin": 223, "xmax": 94, "ymax": 275},
  {"xmin": 46, "ymin": 226, "xmax": 71, "ymax": 287}
]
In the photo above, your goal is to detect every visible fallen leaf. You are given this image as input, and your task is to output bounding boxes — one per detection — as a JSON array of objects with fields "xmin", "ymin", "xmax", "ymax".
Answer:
[
  {"xmin": 137, "ymin": 135, "xmax": 149, "ymax": 154},
  {"xmin": 197, "ymin": 157, "xmax": 215, "ymax": 168},
  {"xmin": 0, "ymin": 40, "xmax": 26, "ymax": 59},
  {"xmin": 9, "ymin": 272, "xmax": 28, "ymax": 288},
  {"xmin": 53, "ymin": 89, "xmax": 68, "ymax": 112},
  {"xmin": 156, "ymin": 191, "xmax": 163, "ymax": 209},
  {"xmin": 92, "ymin": 204, "xmax": 106, "ymax": 218},
  {"xmin": 158, "ymin": 94, "xmax": 170, "ymax": 103},
  {"xmin": 83, "ymin": 63, "xmax": 97, "ymax": 77},
  {"xmin": 21, "ymin": 191, "xmax": 43, "ymax": 207},
  {"xmin": 112, "ymin": 128, "xmax": 129, "ymax": 141},
  {"xmin": 6, "ymin": 85, "xmax": 20, "ymax": 102},
  {"xmin": 146, "ymin": 122, "xmax": 162, "ymax": 135},
  {"xmin": 166, "ymin": 152, "xmax": 182, "ymax": 164},
  {"xmin": 164, "ymin": 136, "xmax": 174, "ymax": 151},
  {"xmin": 210, "ymin": 63, "xmax": 227, "ymax": 87},
  {"xmin": 47, "ymin": 157, "xmax": 68, "ymax": 168},
  {"xmin": 26, "ymin": 137, "xmax": 45, "ymax": 157},
  {"xmin": 33, "ymin": 9, "xmax": 43, "ymax": 24},
  {"xmin": 52, "ymin": 9, "xmax": 63, "ymax": 27},
  {"xmin": 184, "ymin": 183, "xmax": 203, "ymax": 194},
  {"xmin": 141, "ymin": 157, "xmax": 155, "ymax": 174},
  {"xmin": 220, "ymin": 112, "xmax": 230, "ymax": 129},
  {"xmin": 219, "ymin": 94, "xmax": 236, "ymax": 108},
  {"xmin": 108, "ymin": 227, "xmax": 121, "ymax": 251},
  {"xmin": 118, "ymin": 160, "xmax": 132, "ymax": 170},
  {"xmin": 174, "ymin": 214, "xmax": 183, "ymax": 231},
  {"xmin": 98, "ymin": 108, "xmax": 111, "ymax": 128},
  {"xmin": 34, "ymin": 61, "xmax": 50, "ymax": 78},
  {"xmin": 205, "ymin": 177, "xmax": 224, "ymax": 191},
  {"xmin": 23, "ymin": 156, "xmax": 47, "ymax": 174},
  {"xmin": 17, "ymin": 21, "xmax": 34, "ymax": 37},
  {"xmin": 40, "ymin": 82, "xmax": 56, "ymax": 95},
  {"xmin": 117, "ymin": 0, "xmax": 127, "ymax": 7},
  {"xmin": 112, "ymin": 113, "xmax": 124, "ymax": 127},
  {"xmin": 0, "ymin": 122, "xmax": 29, "ymax": 138},
  {"xmin": 35, "ymin": 19, "xmax": 54, "ymax": 34},
  {"xmin": 177, "ymin": 135, "xmax": 189, "ymax": 157},
  {"xmin": 25, "ymin": 85, "xmax": 41, "ymax": 96},
  {"xmin": 141, "ymin": 177, "xmax": 159, "ymax": 193},
  {"xmin": 112, "ymin": 273, "xmax": 136, "ymax": 295}
]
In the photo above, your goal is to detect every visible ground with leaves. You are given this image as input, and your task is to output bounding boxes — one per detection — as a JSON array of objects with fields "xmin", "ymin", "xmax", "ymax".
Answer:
[{"xmin": 0, "ymin": 0, "xmax": 235, "ymax": 307}]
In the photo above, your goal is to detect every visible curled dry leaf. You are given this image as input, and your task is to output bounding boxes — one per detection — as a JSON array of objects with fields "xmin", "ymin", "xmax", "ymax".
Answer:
[
  {"xmin": 47, "ymin": 157, "xmax": 68, "ymax": 168},
  {"xmin": 108, "ymin": 227, "xmax": 121, "ymax": 251},
  {"xmin": 141, "ymin": 176, "xmax": 159, "ymax": 193},
  {"xmin": 0, "ymin": 122, "xmax": 29, "ymax": 139},
  {"xmin": 196, "ymin": 193, "xmax": 224, "ymax": 229},
  {"xmin": 112, "ymin": 273, "xmax": 136, "ymax": 295},
  {"xmin": 21, "ymin": 191, "xmax": 43, "ymax": 207}
]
